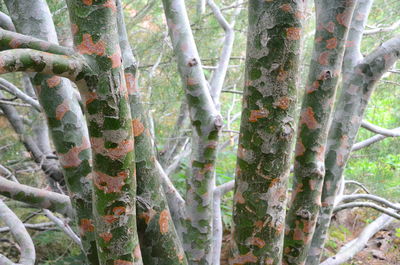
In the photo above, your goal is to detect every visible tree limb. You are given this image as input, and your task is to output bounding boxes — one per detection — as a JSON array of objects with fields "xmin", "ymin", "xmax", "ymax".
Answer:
[
  {"xmin": 333, "ymin": 201, "xmax": 400, "ymax": 219},
  {"xmin": 0, "ymin": 176, "xmax": 73, "ymax": 217},
  {"xmin": 0, "ymin": 78, "xmax": 41, "ymax": 111},
  {"xmin": 0, "ymin": 198, "xmax": 35, "ymax": 265}
]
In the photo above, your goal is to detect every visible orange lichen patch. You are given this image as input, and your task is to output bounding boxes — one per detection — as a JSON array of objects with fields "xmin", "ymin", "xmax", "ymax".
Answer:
[
  {"xmin": 229, "ymin": 252, "xmax": 258, "ymax": 264},
  {"xmin": 302, "ymin": 220, "xmax": 314, "ymax": 233},
  {"xmin": 286, "ymin": 27, "xmax": 301, "ymax": 41},
  {"xmin": 178, "ymin": 253, "xmax": 185, "ymax": 263},
  {"xmin": 309, "ymin": 179, "xmax": 317, "ymax": 191},
  {"xmin": 71, "ymin": 24, "xmax": 79, "ymax": 35},
  {"xmin": 132, "ymin": 119, "xmax": 145, "ymax": 137},
  {"xmin": 280, "ymin": 4, "xmax": 292, "ymax": 12},
  {"xmin": 139, "ymin": 208, "xmax": 156, "ymax": 225},
  {"xmin": 277, "ymin": 69, "xmax": 288, "ymax": 82},
  {"xmin": 107, "ymin": 139, "xmax": 134, "ymax": 160},
  {"xmin": 103, "ymin": 0, "xmax": 117, "ymax": 12},
  {"xmin": 336, "ymin": 135, "xmax": 349, "ymax": 166},
  {"xmin": 109, "ymin": 51, "xmax": 122, "ymax": 68},
  {"xmin": 266, "ymin": 258, "xmax": 274, "ymax": 265},
  {"xmin": 99, "ymin": 232, "xmax": 113, "ymax": 242},
  {"xmin": 159, "ymin": 209, "xmax": 170, "ymax": 234},
  {"xmin": 76, "ymin": 34, "xmax": 106, "ymax": 56},
  {"xmin": 347, "ymin": 84, "xmax": 360, "ymax": 95},
  {"xmin": 134, "ymin": 245, "xmax": 142, "ymax": 259},
  {"xmin": 315, "ymin": 145, "xmax": 325, "ymax": 162},
  {"xmin": 90, "ymin": 138, "xmax": 133, "ymax": 160},
  {"xmin": 293, "ymin": 220, "xmax": 305, "ymax": 241},
  {"xmin": 55, "ymin": 99, "xmax": 70, "ymax": 121},
  {"xmin": 318, "ymin": 51, "xmax": 330, "ymax": 65},
  {"xmin": 125, "ymin": 73, "xmax": 137, "ymax": 95},
  {"xmin": 103, "ymin": 215, "xmax": 118, "ymax": 224},
  {"xmin": 80, "ymin": 219, "xmax": 94, "ymax": 234},
  {"xmin": 274, "ymin": 96, "xmax": 290, "ymax": 110},
  {"xmin": 315, "ymin": 36, "xmax": 323, "ymax": 43},
  {"xmin": 295, "ymin": 11, "xmax": 305, "ymax": 19},
  {"xmin": 93, "ymin": 171, "xmax": 128, "ymax": 193},
  {"xmin": 300, "ymin": 107, "xmax": 319, "ymax": 130},
  {"xmin": 291, "ymin": 183, "xmax": 304, "ymax": 202},
  {"xmin": 249, "ymin": 109, "xmax": 269, "ymax": 122},
  {"xmin": 336, "ymin": 11, "xmax": 351, "ymax": 27},
  {"xmin": 326, "ymin": 37, "xmax": 338, "ymax": 50},
  {"xmin": 58, "ymin": 136, "xmax": 90, "ymax": 168},
  {"xmin": 234, "ymin": 192, "xmax": 245, "ymax": 204},
  {"xmin": 113, "ymin": 206, "xmax": 126, "ymax": 215},
  {"xmin": 248, "ymin": 237, "xmax": 266, "ymax": 248},
  {"xmin": 46, "ymin": 76, "xmax": 61, "ymax": 88},
  {"xmin": 187, "ymin": 77, "xmax": 198, "ymax": 86},
  {"xmin": 307, "ymin": 80, "xmax": 320, "ymax": 94},
  {"xmin": 114, "ymin": 260, "xmax": 133, "ymax": 265},
  {"xmin": 9, "ymin": 39, "xmax": 21, "ymax": 48},
  {"xmin": 324, "ymin": 21, "xmax": 335, "ymax": 33},
  {"xmin": 83, "ymin": 91, "xmax": 97, "ymax": 105}
]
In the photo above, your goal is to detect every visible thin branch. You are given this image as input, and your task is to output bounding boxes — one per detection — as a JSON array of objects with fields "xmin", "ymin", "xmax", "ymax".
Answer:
[
  {"xmin": 0, "ymin": 222, "xmax": 55, "ymax": 233},
  {"xmin": 361, "ymin": 120, "xmax": 400, "ymax": 137},
  {"xmin": 0, "ymin": 199, "xmax": 35, "ymax": 265},
  {"xmin": 344, "ymin": 180, "xmax": 370, "ymax": 194},
  {"xmin": 0, "ymin": 78, "xmax": 41, "ymax": 111},
  {"xmin": 352, "ymin": 127, "xmax": 400, "ymax": 151},
  {"xmin": 333, "ymin": 201, "xmax": 400, "ymax": 219},
  {"xmin": 341, "ymin": 194, "xmax": 400, "ymax": 211},
  {"xmin": 364, "ymin": 19, "xmax": 400, "ymax": 35}
]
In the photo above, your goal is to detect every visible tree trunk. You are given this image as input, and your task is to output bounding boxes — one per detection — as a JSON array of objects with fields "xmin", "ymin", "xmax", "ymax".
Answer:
[{"xmin": 230, "ymin": 1, "xmax": 303, "ymax": 264}]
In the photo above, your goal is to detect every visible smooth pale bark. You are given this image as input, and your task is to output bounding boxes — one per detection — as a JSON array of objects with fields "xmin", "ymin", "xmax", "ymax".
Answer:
[
  {"xmin": 116, "ymin": 1, "xmax": 187, "ymax": 263},
  {"xmin": 162, "ymin": 0, "xmax": 222, "ymax": 263},
  {"xmin": 3, "ymin": 1, "xmax": 98, "ymax": 261},
  {"xmin": 283, "ymin": 1, "xmax": 356, "ymax": 264},
  {"xmin": 231, "ymin": 1, "xmax": 303, "ymax": 264},
  {"xmin": 0, "ymin": 199, "xmax": 35, "ymax": 265}
]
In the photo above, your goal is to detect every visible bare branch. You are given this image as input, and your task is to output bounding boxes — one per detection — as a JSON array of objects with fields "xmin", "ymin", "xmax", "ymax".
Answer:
[
  {"xmin": 364, "ymin": 19, "xmax": 400, "ymax": 35},
  {"xmin": 361, "ymin": 120, "xmax": 400, "ymax": 137},
  {"xmin": 0, "ymin": 12, "xmax": 15, "ymax": 31},
  {"xmin": 0, "ymin": 222, "xmax": 55, "ymax": 233},
  {"xmin": 334, "ymin": 201, "xmax": 400, "ymax": 219},
  {"xmin": 0, "ymin": 29, "xmax": 74, "ymax": 55},
  {"xmin": 320, "ymin": 212, "xmax": 395, "ymax": 265},
  {"xmin": 352, "ymin": 127, "xmax": 400, "ymax": 151},
  {"xmin": 0, "ymin": 176, "xmax": 73, "ymax": 217},
  {"xmin": 0, "ymin": 199, "xmax": 35, "ymax": 265},
  {"xmin": 344, "ymin": 180, "xmax": 370, "ymax": 194},
  {"xmin": 0, "ymin": 78, "xmax": 41, "ymax": 111},
  {"xmin": 0, "ymin": 49, "xmax": 87, "ymax": 81},
  {"xmin": 341, "ymin": 194, "xmax": 400, "ymax": 211}
]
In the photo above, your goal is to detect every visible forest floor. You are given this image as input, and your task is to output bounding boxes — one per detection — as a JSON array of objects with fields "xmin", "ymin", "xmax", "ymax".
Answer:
[{"xmin": 220, "ymin": 208, "xmax": 400, "ymax": 265}]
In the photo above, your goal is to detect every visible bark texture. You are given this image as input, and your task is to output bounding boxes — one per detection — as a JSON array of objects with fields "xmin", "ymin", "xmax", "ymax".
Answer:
[
  {"xmin": 283, "ymin": 1, "xmax": 356, "ymax": 264},
  {"xmin": 162, "ymin": 0, "xmax": 222, "ymax": 263},
  {"xmin": 116, "ymin": 1, "xmax": 188, "ymax": 263},
  {"xmin": 3, "ymin": 0, "xmax": 98, "ymax": 262},
  {"xmin": 230, "ymin": 1, "xmax": 302, "ymax": 264},
  {"xmin": 66, "ymin": 0, "xmax": 142, "ymax": 263}
]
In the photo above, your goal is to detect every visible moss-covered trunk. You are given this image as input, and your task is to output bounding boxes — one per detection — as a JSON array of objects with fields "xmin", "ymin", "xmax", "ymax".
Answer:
[{"xmin": 230, "ymin": 1, "xmax": 303, "ymax": 264}]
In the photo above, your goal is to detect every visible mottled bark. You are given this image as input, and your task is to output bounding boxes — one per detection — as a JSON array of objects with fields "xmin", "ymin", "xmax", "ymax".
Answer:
[
  {"xmin": 307, "ymin": 1, "xmax": 400, "ymax": 262},
  {"xmin": 0, "ymin": 176, "xmax": 73, "ymax": 217},
  {"xmin": 162, "ymin": 0, "xmax": 222, "ymax": 263},
  {"xmin": 3, "ymin": 0, "xmax": 98, "ymax": 261},
  {"xmin": 231, "ymin": 1, "xmax": 303, "ymax": 264},
  {"xmin": 65, "ymin": 0, "xmax": 143, "ymax": 263},
  {"xmin": 283, "ymin": 1, "xmax": 356, "ymax": 264},
  {"xmin": 116, "ymin": 1, "xmax": 187, "ymax": 263}
]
